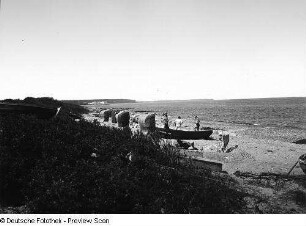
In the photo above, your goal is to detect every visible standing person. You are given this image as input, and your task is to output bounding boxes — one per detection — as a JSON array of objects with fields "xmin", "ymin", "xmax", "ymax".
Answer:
[
  {"xmin": 174, "ymin": 116, "xmax": 183, "ymax": 130},
  {"xmin": 162, "ymin": 112, "xmax": 169, "ymax": 130},
  {"xmin": 194, "ymin": 116, "xmax": 200, "ymax": 131}
]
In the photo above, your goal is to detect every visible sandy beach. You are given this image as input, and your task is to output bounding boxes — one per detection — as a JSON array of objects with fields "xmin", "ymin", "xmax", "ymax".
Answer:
[
  {"xmin": 85, "ymin": 110, "xmax": 305, "ymax": 176},
  {"xmin": 84, "ymin": 108, "xmax": 306, "ymax": 213}
]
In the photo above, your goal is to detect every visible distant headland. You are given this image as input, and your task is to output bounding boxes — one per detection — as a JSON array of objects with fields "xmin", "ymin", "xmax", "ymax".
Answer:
[{"xmin": 62, "ymin": 99, "xmax": 136, "ymax": 105}]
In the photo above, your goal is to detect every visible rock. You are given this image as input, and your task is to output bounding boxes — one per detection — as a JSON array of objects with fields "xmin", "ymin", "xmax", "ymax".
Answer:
[
  {"xmin": 126, "ymin": 152, "xmax": 137, "ymax": 162},
  {"xmin": 91, "ymin": 153, "xmax": 98, "ymax": 158}
]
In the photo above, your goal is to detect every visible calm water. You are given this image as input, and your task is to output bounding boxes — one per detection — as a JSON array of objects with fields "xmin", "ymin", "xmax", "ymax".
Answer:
[{"xmin": 110, "ymin": 98, "xmax": 306, "ymax": 131}]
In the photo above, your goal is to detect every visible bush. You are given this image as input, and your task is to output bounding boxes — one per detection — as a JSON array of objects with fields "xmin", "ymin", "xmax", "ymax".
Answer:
[{"xmin": 1, "ymin": 97, "xmax": 89, "ymax": 118}]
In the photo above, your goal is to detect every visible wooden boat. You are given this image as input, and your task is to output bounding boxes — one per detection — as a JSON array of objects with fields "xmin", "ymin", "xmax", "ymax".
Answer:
[
  {"xmin": 156, "ymin": 127, "xmax": 213, "ymax": 140},
  {"xmin": 0, "ymin": 102, "xmax": 61, "ymax": 119}
]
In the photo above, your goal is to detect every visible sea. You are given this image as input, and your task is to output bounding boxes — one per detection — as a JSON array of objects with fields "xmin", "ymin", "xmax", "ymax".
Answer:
[{"xmin": 107, "ymin": 97, "xmax": 306, "ymax": 142}]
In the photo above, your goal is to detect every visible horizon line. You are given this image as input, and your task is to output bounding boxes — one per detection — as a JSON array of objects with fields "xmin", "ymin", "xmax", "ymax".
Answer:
[
  {"xmin": 58, "ymin": 96, "xmax": 306, "ymax": 102},
  {"xmin": 137, "ymin": 96, "xmax": 306, "ymax": 102},
  {"xmin": 1, "ymin": 96, "xmax": 305, "ymax": 102}
]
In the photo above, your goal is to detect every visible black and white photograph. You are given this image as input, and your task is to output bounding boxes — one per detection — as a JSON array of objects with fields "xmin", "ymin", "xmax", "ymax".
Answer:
[{"xmin": 0, "ymin": 0, "xmax": 305, "ymax": 224}]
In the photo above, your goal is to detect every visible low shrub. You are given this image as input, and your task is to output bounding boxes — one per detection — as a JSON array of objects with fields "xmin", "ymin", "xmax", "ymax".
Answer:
[{"xmin": 1, "ymin": 97, "xmax": 88, "ymax": 118}]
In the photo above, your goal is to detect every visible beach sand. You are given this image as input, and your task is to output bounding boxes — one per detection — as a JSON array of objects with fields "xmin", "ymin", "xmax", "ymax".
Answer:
[
  {"xmin": 85, "ymin": 111, "xmax": 305, "ymax": 176},
  {"xmin": 84, "ymin": 109, "xmax": 306, "ymax": 213}
]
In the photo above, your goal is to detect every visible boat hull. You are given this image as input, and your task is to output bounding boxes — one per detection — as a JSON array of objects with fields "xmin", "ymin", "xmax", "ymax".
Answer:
[
  {"xmin": 0, "ymin": 103, "xmax": 61, "ymax": 119},
  {"xmin": 156, "ymin": 127, "xmax": 213, "ymax": 140}
]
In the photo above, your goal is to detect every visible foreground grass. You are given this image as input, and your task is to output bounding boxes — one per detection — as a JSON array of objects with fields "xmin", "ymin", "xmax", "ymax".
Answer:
[{"xmin": 0, "ymin": 98, "xmax": 247, "ymax": 213}]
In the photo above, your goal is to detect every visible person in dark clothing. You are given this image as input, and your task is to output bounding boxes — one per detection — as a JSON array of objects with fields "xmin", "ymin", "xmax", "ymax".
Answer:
[
  {"xmin": 162, "ymin": 112, "xmax": 169, "ymax": 130},
  {"xmin": 195, "ymin": 116, "xmax": 200, "ymax": 131}
]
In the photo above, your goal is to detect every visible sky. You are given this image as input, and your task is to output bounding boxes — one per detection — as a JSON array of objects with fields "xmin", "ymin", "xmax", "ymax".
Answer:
[{"xmin": 0, "ymin": 0, "xmax": 305, "ymax": 101}]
